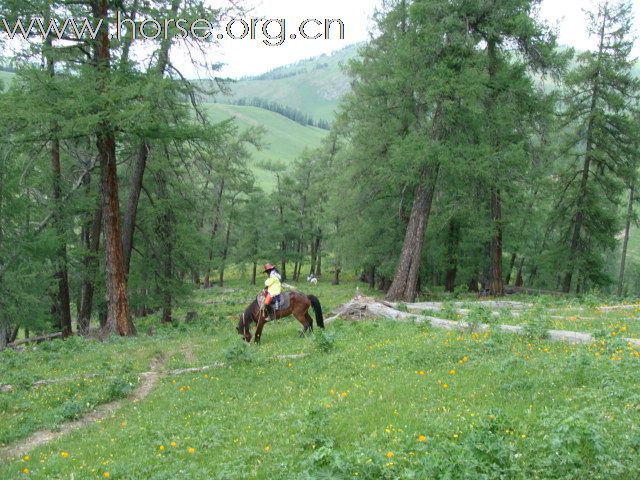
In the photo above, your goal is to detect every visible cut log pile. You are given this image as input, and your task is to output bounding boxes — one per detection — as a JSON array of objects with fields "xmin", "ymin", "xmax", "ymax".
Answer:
[{"xmin": 324, "ymin": 296, "xmax": 640, "ymax": 347}]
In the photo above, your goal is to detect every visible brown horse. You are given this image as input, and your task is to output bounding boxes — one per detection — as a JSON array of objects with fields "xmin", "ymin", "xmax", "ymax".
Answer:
[{"xmin": 237, "ymin": 291, "xmax": 324, "ymax": 343}]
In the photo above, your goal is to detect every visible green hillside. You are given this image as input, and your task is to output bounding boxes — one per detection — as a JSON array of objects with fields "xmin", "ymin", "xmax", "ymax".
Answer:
[
  {"xmin": 0, "ymin": 70, "xmax": 13, "ymax": 90},
  {"xmin": 0, "ymin": 69, "xmax": 327, "ymax": 190},
  {"xmin": 208, "ymin": 43, "xmax": 361, "ymax": 123},
  {"xmin": 204, "ymin": 103, "xmax": 327, "ymax": 188}
]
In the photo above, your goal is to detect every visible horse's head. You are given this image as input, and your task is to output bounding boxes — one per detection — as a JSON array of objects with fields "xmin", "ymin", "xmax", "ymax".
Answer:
[{"xmin": 237, "ymin": 302, "xmax": 256, "ymax": 343}]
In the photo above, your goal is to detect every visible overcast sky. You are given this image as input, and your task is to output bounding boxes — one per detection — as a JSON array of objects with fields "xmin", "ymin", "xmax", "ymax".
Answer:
[{"xmin": 194, "ymin": 0, "xmax": 640, "ymax": 79}]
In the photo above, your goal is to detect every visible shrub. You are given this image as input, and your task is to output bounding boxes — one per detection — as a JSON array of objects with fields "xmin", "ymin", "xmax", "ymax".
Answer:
[
  {"xmin": 522, "ymin": 307, "xmax": 551, "ymax": 339},
  {"xmin": 224, "ymin": 342, "xmax": 254, "ymax": 363},
  {"xmin": 313, "ymin": 329, "xmax": 336, "ymax": 353}
]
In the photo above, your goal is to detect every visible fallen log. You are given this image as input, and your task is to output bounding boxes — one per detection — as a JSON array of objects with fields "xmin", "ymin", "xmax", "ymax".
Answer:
[
  {"xmin": 387, "ymin": 300, "xmax": 533, "ymax": 311},
  {"xmin": 324, "ymin": 299, "xmax": 367, "ymax": 324},
  {"xmin": 393, "ymin": 303, "xmax": 614, "ymax": 323},
  {"xmin": 9, "ymin": 332, "xmax": 63, "ymax": 347},
  {"xmin": 597, "ymin": 304, "xmax": 640, "ymax": 312},
  {"xmin": 505, "ymin": 286, "xmax": 567, "ymax": 296},
  {"xmin": 328, "ymin": 297, "xmax": 640, "ymax": 347}
]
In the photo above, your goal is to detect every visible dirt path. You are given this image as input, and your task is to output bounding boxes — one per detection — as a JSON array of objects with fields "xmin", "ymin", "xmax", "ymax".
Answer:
[{"xmin": 0, "ymin": 353, "xmax": 168, "ymax": 461}]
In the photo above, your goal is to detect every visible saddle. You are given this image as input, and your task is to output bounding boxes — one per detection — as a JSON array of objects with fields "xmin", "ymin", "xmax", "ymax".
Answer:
[{"xmin": 257, "ymin": 291, "xmax": 290, "ymax": 311}]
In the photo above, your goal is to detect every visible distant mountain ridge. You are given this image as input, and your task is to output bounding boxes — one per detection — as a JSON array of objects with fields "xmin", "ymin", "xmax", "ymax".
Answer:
[{"xmin": 208, "ymin": 43, "xmax": 362, "ymax": 124}]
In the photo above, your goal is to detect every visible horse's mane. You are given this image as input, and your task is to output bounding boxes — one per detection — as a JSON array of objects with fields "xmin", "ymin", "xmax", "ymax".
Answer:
[{"xmin": 240, "ymin": 299, "xmax": 258, "ymax": 329}]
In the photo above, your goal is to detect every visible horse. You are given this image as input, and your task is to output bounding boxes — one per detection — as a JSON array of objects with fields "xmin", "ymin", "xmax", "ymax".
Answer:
[{"xmin": 237, "ymin": 291, "xmax": 324, "ymax": 343}]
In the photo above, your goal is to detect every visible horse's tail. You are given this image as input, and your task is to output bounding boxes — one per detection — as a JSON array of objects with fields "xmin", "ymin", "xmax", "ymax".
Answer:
[{"xmin": 309, "ymin": 295, "xmax": 324, "ymax": 329}]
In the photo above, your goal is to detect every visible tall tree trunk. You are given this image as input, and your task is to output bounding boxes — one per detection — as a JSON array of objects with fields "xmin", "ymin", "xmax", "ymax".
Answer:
[
  {"xmin": 9, "ymin": 325, "xmax": 19, "ymax": 343},
  {"xmin": 0, "ymin": 323, "xmax": 7, "ymax": 351},
  {"xmin": 445, "ymin": 220, "xmax": 460, "ymax": 293},
  {"xmin": 385, "ymin": 165, "xmax": 439, "ymax": 302},
  {"xmin": 562, "ymin": 12, "xmax": 606, "ymax": 293},
  {"xmin": 505, "ymin": 253, "xmax": 517, "ymax": 285},
  {"xmin": 515, "ymin": 257, "xmax": 525, "ymax": 288},
  {"xmin": 490, "ymin": 189, "xmax": 504, "ymax": 296},
  {"xmin": 315, "ymin": 238, "xmax": 322, "ymax": 277},
  {"xmin": 95, "ymin": 0, "xmax": 135, "ymax": 338},
  {"xmin": 618, "ymin": 184, "xmax": 635, "ymax": 297},
  {"xmin": 122, "ymin": 142, "xmax": 148, "ymax": 275},
  {"xmin": 294, "ymin": 237, "xmax": 303, "ymax": 282},
  {"xmin": 251, "ymin": 261, "xmax": 257, "ymax": 285},
  {"xmin": 204, "ymin": 179, "xmax": 224, "ymax": 288},
  {"xmin": 46, "ymin": 40, "xmax": 72, "ymax": 338},
  {"xmin": 51, "ymin": 132, "xmax": 73, "ymax": 337},
  {"xmin": 445, "ymin": 268, "xmax": 457, "ymax": 293},
  {"xmin": 281, "ymin": 253, "xmax": 287, "ymax": 282},
  {"xmin": 366, "ymin": 266, "xmax": 376, "ymax": 289},
  {"xmin": 121, "ymin": 0, "xmax": 178, "ymax": 276},
  {"xmin": 485, "ymin": 38, "xmax": 504, "ymax": 297},
  {"xmin": 156, "ymin": 170, "xmax": 173, "ymax": 324},
  {"xmin": 309, "ymin": 236, "xmax": 318, "ymax": 275},
  {"xmin": 219, "ymin": 221, "xmax": 231, "ymax": 287},
  {"xmin": 386, "ymin": 100, "xmax": 443, "ymax": 302},
  {"xmin": 332, "ymin": 267, "xmax": 341, "ymax": 285},
  {"xmin": 78, "ymin": 202, "xmax": 102, "ymax": 335}
]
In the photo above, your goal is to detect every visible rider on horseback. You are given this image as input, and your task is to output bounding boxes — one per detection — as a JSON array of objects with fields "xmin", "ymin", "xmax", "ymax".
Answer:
[{"xmin": 263, "ymin": 263, "xmax": 282, "ymax": 321}]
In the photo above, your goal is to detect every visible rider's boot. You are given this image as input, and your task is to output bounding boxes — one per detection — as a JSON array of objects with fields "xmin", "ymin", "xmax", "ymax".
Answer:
[{"xmin": 266, "ymin": 304, "xmax": 275, "ymax": 322}]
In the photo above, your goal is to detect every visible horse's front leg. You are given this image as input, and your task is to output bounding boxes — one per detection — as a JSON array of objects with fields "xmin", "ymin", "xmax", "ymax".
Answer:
[{"xmin": 255, "ymin": 316, "xmax": 266, "ymax": 343}]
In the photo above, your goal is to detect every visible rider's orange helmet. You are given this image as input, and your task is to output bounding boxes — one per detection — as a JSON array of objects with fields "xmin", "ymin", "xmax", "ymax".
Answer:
[{"xmin": 263, "ymin": 263, "xmax": 275, "ymax": 272}]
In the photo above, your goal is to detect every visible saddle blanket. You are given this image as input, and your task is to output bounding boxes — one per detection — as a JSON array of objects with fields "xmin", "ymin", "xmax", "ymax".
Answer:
[{"xmin": 257, "ymin": 292, "xmax": 290, "ymax": 311}]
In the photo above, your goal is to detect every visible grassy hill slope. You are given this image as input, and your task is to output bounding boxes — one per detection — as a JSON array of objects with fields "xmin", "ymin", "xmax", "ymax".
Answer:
[
  {"xmin": 209, "ymin": 43, "xmax": 361, "ymax": 123},
  {"xmin": 0, "ymin": 70, "xmax": 13, "ymax": 90},
  {"xmin": 204, "ymin": 103, "xmax": 327, "ymax": 188}
]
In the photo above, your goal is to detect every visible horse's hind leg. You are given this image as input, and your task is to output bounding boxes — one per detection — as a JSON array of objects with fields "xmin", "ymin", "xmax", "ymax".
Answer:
[
  {"xmin": 304, "ymin": 313, "xmax": 314, "ymax": 333},
  {"xmin": 295, "ymin": 312, "xmax": 312, "ymax": 337}
]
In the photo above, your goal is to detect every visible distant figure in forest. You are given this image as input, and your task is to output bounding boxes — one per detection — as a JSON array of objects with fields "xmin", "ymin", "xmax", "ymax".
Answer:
[{"xmin": 307, "ymin": 273, "xmax": 318, "ymax": 285}]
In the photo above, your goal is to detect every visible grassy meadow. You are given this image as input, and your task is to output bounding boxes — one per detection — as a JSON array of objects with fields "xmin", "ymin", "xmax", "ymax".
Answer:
[{"xmin": 2, "ymin": 280, "xmax": 640, "ymax": 479}]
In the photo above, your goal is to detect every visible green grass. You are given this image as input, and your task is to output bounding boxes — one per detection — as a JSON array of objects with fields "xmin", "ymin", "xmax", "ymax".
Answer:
[
  {"xmin": 2, "ymin": 281, "xmax": 640, "ymax": 479},
  {"xmin": 205, "ymin": 103, "xmax": 328, "ymax": 189},
  {"xmin": 0, "ymin": 335, "xmax": 167, "ymax": 446}
]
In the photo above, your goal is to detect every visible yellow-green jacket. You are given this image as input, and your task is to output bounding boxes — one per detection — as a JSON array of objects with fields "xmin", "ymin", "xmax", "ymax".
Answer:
[{"xmin": 265, "ymin": 271, "xmax": 282, "ymax": 296}]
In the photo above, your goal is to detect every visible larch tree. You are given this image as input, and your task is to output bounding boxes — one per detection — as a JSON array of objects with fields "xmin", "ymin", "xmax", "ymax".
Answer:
[
  {"xmin": 557, "ymin": 0, "xmax": 639, "ymax": 292},
  {"xmin": 463, "ymin": 0, "xmax": 565, "ymax": 296}
]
